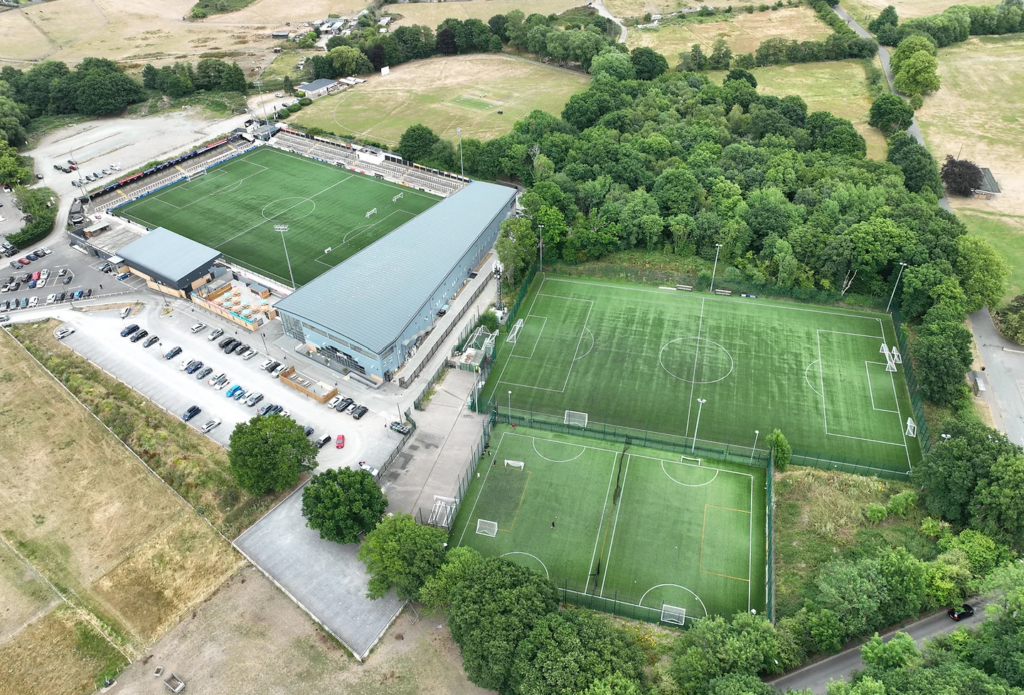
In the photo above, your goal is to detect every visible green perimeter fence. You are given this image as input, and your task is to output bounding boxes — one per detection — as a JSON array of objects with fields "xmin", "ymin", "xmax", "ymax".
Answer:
[
  {"xmin": 766, "ymin": 450, "xmax": 775, "ymax": 623},
  {"xmin": 891, "ymin": 307, "xmax": 932, "ymax": 453}
]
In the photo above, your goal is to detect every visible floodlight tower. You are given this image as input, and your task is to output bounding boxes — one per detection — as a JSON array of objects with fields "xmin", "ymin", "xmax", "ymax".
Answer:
[
  {"xmin": 457, "ymin": 126, "xmax": 464, "ymax": 178},
  {"xmin": 709, "ymin": 243, "xmax": 723, "ymax": 293},
  {"xmin": 750, "ymin": 429, "xmax": 760, "ymax": 465},
  {"xmin": 692, "ymin": 398, "xmax": 707, "ymax": 454},
  {"xmin": 886, "ymin": 262, "xmax": 908, "ymax": 313}
]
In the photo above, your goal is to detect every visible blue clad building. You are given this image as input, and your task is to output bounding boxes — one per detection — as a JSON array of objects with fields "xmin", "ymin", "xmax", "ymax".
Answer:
[{"xmin": 274, "ymin": 180, "xmax": 516, "ymax": 382}]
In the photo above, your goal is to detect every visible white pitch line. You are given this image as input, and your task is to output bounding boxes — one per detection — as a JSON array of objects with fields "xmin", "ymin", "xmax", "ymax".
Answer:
[
  {"xmin": 599, "ymin": 454, "xmax": 630, "ymax": 596},
  {"xmin": 586, "ymin": 449, "xmax": 620, "ymax": 590},
  {"xmin": 684, "ymin": 298, "xmax": 706, "ymax": 440}
]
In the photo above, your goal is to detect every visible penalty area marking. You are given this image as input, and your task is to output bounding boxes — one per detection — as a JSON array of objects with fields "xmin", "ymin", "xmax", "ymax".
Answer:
[
  {"xmin": 531, "ymin": 437, "xmax": 587, "ymax": 463},
  {"xmin": 660, "ymin": 459, "xmax": 719, "ymax": 487},
  {"xmin": 639, "ymin": 584, "xmax": 709, "ymax": 618},
  {"xmin": 501, "ymin": 552, "xmax": 549, "ymax": 579},
  {"xmin": 574, "ymin": 327, "xmax": 595, "ymax": 361},
  {"xmin": 804, "ymin": 360, "xmax": 822, "ymax": 396}
]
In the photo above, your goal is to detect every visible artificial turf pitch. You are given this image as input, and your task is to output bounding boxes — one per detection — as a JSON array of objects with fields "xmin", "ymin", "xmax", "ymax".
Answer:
[
  {"xmin": 114, "ymin": 146, "xmax": 440, "ymax": 287},
  {"xmin": 452, "ymin": 426, "xmax": 767, "ymax": 622},
  {"xmin": 481, "ymin": 276, "xmax": 921, "ymax": 475}
]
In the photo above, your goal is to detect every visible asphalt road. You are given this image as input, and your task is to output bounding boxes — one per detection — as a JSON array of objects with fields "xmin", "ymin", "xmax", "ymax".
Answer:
[
  {"xmin": 773, "ymin": 601, "xmax": 988, "ymax": 693},
  {"xmin": 969, "ymin": 308, "xmax": 1024, "ymax": 447}
]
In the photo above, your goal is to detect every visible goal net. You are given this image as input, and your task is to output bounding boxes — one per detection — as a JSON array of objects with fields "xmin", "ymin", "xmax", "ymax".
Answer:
[
  {"xmin": 890, "ymin": 345, "xmax": 902, "ymax": 364},
  {"xmin": 906, "ymin": 417, "xmax": 917, "ymax": 437},
  {"xmin": 476, "ymin": 519, "xmax": 498, "ymax": 537},
  {"xmin": 365, "ymin": 207, "xmax": 377, "ymax": 218},
  {"xmin": 186, "ymin": 169, "xmax": 207, "ymax": 182},
  {"xmin": 661, "ymin": 604, "xmax": 686, "ymax": 625},
  {"xmin": 428, "ymin": 496, "xmax": 457, "ymax": 529},
  {"xmin": 392, "ymin": 192, "xmax": 404, "ymax": 202},
  {"xmin": 681, "ymin": 454, "xmax": 702, "ymax": 466},
  {"xmin": 504, "ymin": 460, "xmax": 525, "ymax": 470},
  {"xmin": 507, "ymin": 318, "xmax": 524, "ymax": 344},
  {"xmin": 564, "ymin": 410, "xmax": 588, "ymax": 428}
]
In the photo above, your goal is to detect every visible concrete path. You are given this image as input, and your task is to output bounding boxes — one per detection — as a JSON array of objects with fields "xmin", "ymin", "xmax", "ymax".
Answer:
[
  {"xmin": 773, "ymin": 600, "xmax": 988, "ymax": 693},
  {"xmin": 592, "ymin": 0, "xmax": 628, "ymax": 42},
  {"xmin": 968, "ymin": 308, "xmax": 1024, "ymax": 447},
  {"xmin": 832, "ymin": 4, "xmax": 951, "ymax": 211}
]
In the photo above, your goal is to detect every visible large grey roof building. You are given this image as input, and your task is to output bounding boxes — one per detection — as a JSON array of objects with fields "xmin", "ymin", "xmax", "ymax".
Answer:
[
  {"xmin": 116, "ymin": 227, "xmax": 221, "ymax": 295},
  {"xmin": 275, "ymin": 181, "xmax": 516, "ymax": 382}
]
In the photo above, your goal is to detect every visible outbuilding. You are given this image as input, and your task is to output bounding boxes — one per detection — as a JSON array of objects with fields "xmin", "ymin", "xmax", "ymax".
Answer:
[{"xmin": 116, "ymin": 227, "xmax": 221, "ymax": 298}]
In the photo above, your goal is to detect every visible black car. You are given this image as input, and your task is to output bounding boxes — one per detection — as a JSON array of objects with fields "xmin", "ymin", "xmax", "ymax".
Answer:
[
  {"xmin": 120, "ymin": 323, "xmax": 140, "ymax": 337},
  {"xmin": 948, "ymin": 604, "xmax": 975, "ymax": 621},
  {"xmin": 84, "ymin": 288, "xmax": 92, "ymax": 298},
  {"xmin": 264, "ymin": 360, "xmax": 281, "ymax": 372},
  {"xmin": 233, "ymin": 342, "xmax": 249, "ymax": 355},
  {"xmin": 196, "ymin": 366, "xmax": 213, "ymax": 380},
  {"xmin": 218, "ymin": 336, "xmax": 234, "ymax": 348},
  {"xmin": 303, "ymin": 426, "xmax": 314, "ymax": 437},
  {"xmin": 129, "ymin": 329, "xmax": 149, "ymax": 343},
  {"xmin": 222, "ymin": 339, "xmax": 240, "ymax": 353},
  {"xmin": 25, "ymin": 253, "xmax": 38, "ymax": 261},
  {"xmin": 164, "ymin": 346, "xmax": 182, "ymax": 359},
  {"xmin": 185, "ymin": 360, "xmax": 204, "ymax": 374},
  {"xmin": 182, "ymin": 405, "xmax": 201, "ymax": 422},
  {"xmin": 142, "ymin": 335, "xmax": 159, "ymax": 348},
  {"xmin": 352, "ymin": 405, "xmax": 368, "ymax": 420},
  {"xmin": 55, "ymin": 291, "xmax": 65, "ymax": 302},
  {"xmin": 62, "ymin": 275, "xmax": 72, "ymax": 285},
  {"xmin": 335, "ymin": 397, "xmax": 353, "ymax": 412}
]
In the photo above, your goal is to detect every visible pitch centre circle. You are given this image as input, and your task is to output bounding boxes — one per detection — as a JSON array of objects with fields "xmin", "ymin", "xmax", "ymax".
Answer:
[
  {"xmin": 659, "ymin": 337, "xmax": 734, "ymax": 384},
  {"xmin": 262, "ymin": 197, "xmax": 316, "ymax": 222}
]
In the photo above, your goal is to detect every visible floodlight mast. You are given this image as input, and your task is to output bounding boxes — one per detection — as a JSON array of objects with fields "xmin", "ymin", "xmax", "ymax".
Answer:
[
  {"xmin": 692, "ymin": 398, "xmax": 707, "ymax": 454},
  {"xmin": 886, "ymin": 262, "xmax": 908, "ymax": 313},
  {"xmin": 275, "ymin": 224, "xmax": 296, "ymax": 289}
]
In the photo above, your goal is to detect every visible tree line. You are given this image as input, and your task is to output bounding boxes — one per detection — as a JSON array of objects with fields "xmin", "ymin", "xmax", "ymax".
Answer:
[
  {"xmin": 872, "ymin": 0, "xmax": 1024, "ymax": 47},
  {"xmin": 140, "ymin": 58, "xmax": 248, "ymax": 98}
]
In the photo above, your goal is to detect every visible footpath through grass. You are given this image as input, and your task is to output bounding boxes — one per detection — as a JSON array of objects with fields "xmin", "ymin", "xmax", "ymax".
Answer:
[
  {"xmin": 483, "ymin": 275, "xmax": 921, "ymax": 474},
  {"xmin": 115, "ymin": 146, "xmax": 439, "ymax": 287},
  {"xmin": 451, "ymin": 425, "xmax": 767, "ymax": 622}
]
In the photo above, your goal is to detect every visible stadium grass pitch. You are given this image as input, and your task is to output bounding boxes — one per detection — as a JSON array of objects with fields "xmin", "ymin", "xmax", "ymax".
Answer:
[
  {"xmin": 481, "ymin": 275, "xmax": 922, "ymax": 475},
  {"xmin": 114, "ymin": 147, "xmax": 440, "ymax": 286},
  {"xmin": 451, "ymin": 425, "xmax": 767, "ymax": 622}
]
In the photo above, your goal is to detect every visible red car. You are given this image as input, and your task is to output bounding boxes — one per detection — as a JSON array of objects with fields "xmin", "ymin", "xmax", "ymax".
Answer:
[
  {"xmin": 336, "ymin": 435, "xmax": 345, "ymax": 449},
  {"xmin": 17, "ymin": 258, "xmax": 30, "ymax": 265},
  {"xmin": 30, "ymin": 271, "xmax": 40, "ymax": 281}
]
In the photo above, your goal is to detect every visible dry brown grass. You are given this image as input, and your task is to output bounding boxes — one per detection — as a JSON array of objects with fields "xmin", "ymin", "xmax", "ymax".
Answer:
[
  {"xmin": 626, "ymin": 6, "xmax": 832, "ymax": 58},
  {"xmin": 840, "ymin": 0, "xmax": 966, "ymax": 29},
  {"xmin": 0, "ymin": 0, "xmax": 277, "ymax": 70},
  {"xmin": 113, "ymin": 566, "xmax": 490, "ymax": 695},
  {"xmin": 0, "ymin": 327, "xmax": 240, "ymax": 691},
  {"xmin": 205, "ymin": 0, "xmax": 368, "ymax": 25},
  {"xmin": 0, "ymin": 606, "xmax": 124, "ymax": 695},
  {"xmin": 607, "ymin": 0, "xmax": 696, "ymax": 19},
  {"xmin": 0, "ymin": 541, "xmax": 58, "ymax": 647},
  {"xmin": 384, "ymin": 0, "xmax": 582, "ymax": 28}
]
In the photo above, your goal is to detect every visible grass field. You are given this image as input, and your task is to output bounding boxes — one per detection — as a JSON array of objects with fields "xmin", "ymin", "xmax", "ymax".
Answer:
[
  {"xmin": 452, "ymin": 426, "xmax": 767, "ymax": 621},
  {"xmin": 482, "ymin": 276, "xmax": 921, "ymax": 474},
  {"xmin": 290, "ymin": 54, "xmax": 590, "ymax": 146},
  {"xmin": 709, "ymin": 59, "xmax": 888, "ymax": 160},
  {"xmin": 626, "ymin": 7, "xmax": 832, "ymax": 59},
  {"xmin": 114, "ymin": 146, "xmax": 439, "ymax": 287},
  {"xmin": 838, "ymin": 0, "xmax": 967, "ymax": 30},
  {"xmin": 384, "ymin": 0, "xmax": 583, "ymax": 28},
  {"xmin": 607, "ymin": 0, "xmax": 696, "ymax": 19}
]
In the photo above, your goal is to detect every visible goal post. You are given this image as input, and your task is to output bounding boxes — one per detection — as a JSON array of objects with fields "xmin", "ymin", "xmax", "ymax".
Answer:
[
  {"xmin": 365, "ymin": 207, "xmax": 377, "ymax": 218},
  {"xmin": 186, "ymin": 168, "xmax": 207, "ymax": 182},
  {"xmin": 476, "ymin": 519, "xmax": 498, "ymax": 537},
  {"xmin": 392, "ymin": 192, "xmax": 404, "ymax": 202},
  {"xmin": 660, "ymin": 604, "xmax": 686, "ymax": 625},
  {"xmin": 504, "ymin": 460, "xmax": 525, "ymax": 470},
  {"xmin": 564, "ymin": 410, "xmax": 588, "ymax": 428},
  {"xmin": 428, "ymin": 496, "xmax": 457, "ymax": 529},
  {"xmin": 890, "ymin": 345, "xmax": 902, "ymax": 364},
  {"xmin": 506, "ymin": 318, "xmax": 524, "ymax": 344},
  {"xmin": 906, "ymin": 417, "xmax": 917, "ymax": 437}
]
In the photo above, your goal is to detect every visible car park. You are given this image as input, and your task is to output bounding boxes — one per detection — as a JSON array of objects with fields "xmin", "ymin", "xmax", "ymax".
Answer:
[
  {"xmin": 190, "ymin": 323, "xmax": 207, "ymax": 333},
  {"xmin": 209, "ymin": 328, "xmax": 224, "ymax": 341},
  {"xmin": 164, "ymin": 346, "xmax": 182, "ymax": 359},
  {"xmin": 182, "ymin": 405, "xmax": 201, "ymax": 422},
  {"xmin": 336, "ymin": 435, "xmax": 345, "ymax": 449},
  {"xmin": 335, "ymin": 397, "xmax": 353, "ymax": 413},
  {"xmin": 120, "ymin": 324, "xmax": 140, "ymax": 337},
  {"xmin": 196, "ymin": 366, "xmax": 213, "ymax": 380},
  {"xmin": 129, "ymin": 329, "xmax": 149, "ymax": 343},
  {"xmin": 948, "ymin": 604, "xmax": 975, "ymax": 621},
  {"xmin": 352, "ymin": 405, "xmax": 368, "ymax": 420},
  {"xmin": 142, "ymin": 335, "xmax": 159, "ymax": 348},
  {"xmin": 199, "ymin": 419, "xmax": 222, "ymax": 433},
  {"xmin": 185, "ymin": 360, "xmax": 204, "ymax": 375},
  {"xmin": 314, "ymin": 434, "xmax": 332, "ymax": 448},
  {"xmin": 245, "ymin": 392, "xmax": 263, "ymax": 407}
]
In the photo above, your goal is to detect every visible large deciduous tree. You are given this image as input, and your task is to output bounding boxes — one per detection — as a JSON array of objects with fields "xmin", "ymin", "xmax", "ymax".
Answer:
[
  {"xmin": 670, "ymin": 612, "xmax": 782, "ymax": 693},
  {"xmin": 448, "ymin": 558, "xmax": 558, "ymax": 692},
  {"xmin": 228, "ymin": 414, "xmax": 318, "ymax": 495},
  {"xmin": 398, "ymin": 123, "xmax": 441, "ymax": 163},
  {"xmin": 629, "ymin": 46, "xmax": 668, "ymax": 80},
  {"xmin": 940, "ymin": 155, "xmax": 984, "ymax": 196},
  {"xmin": 893, "ymin": 51, "xmax": 941, "ymax": 96},
  {"xmin": 357, "ymin": 512, "xmax": 447, "ymax": 600},
  {"xmin": 868, "ymin": 93, "xmax": 914, "ymax": 135},
  {"xmin": 954, "ymin": 235, "xmax": 1007, "ymax": 313},
  {"xmin": 301, "ymin": 467, "xmax": 387, "ymax": 543}
]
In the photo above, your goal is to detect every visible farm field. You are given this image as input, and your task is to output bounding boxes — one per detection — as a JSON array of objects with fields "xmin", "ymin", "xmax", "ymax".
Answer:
[
  {"xmin": 917, "ymin": 35, "xmax": 1024, "ymax": 270},
  {"xmin": 710, "ymin": 59, "xmax": 887, "ymax": 160},
  {"xmin": 0, "ymin": 328, "xmax": 239, "ymax": 694},
  {"xmin": 384, "ymin": 0, "xmax": 583, "ymax": 28},
  {"xmin": 290, "ymin": 54, "xmax": 590, "ymax": 146},
  {"xmin": 451, "ymin": 426, "xmax": 767, "ymax": 621},
  {"xmin": 606, "ymin": 0, "xmax": 697, "ymax": 19},
  {"xmin": 626, "ymin": 7, "xmax": 831, "ymax": 59},
  {"xmin": 482, "ymin": 275, "xmax": 921, "ymax": 475},
  {"xmin": 0, "ymin": 0, "xmax": 275, "ymax": 69},
  {"xmin": 112, "ymin": 566, "xmax": 489, "ymax": 695},
  {"xmin": 838, "ymin": 0, "xmax": 967, "ymax": 30},
  {"xmin": 115, "ymin": 146, "xmax": 439, "ymax": 287}
]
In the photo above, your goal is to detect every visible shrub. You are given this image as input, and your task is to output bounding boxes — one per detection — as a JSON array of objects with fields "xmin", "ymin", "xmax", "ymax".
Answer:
[
  {"xmin": 298, "ymin": 97, "xmax": 312, "ymax": 106},
  {"xmin": 865, "ymin": 503, "xmax": 888, "ymax": 523},
  {"xmin": 287, "ymin": 103, "xmax": 302, "ymax": 112},
  {"xmin": 887, "ymin": 490, "xmax": 919, "ymax": 518},
  {"xmin": 920, "ymin": 517, "xmax": 949, "ymax": 539}
]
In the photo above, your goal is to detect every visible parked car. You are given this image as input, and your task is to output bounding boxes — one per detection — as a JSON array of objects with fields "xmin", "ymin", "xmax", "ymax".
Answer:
[
  {"xmin": 314, "ymin": 434, "xmax": 332, "ymax": 448},
  {"xmin": 225, "ymin": 384, "xmax": 242, "ymax": 398},
  {"xmin": 116, "ymin": 273, "xmax": 130, "ymax": 281},
  {"xmin": 84, "ymin": 288, "xmax": 92, "ymax": 298},
  {"xmin": 242, "ymin": 349, "xmax": 257, "ymax": 360},
  {"xmin": 359, "ymin": 463, "xmax": 380, "ymax": 479},
  {"xmin": 218, "ymin": 336, "xmax": 233, "ymax": 348},
  {"xmin": 336, "ymin": 435, "xmax": 345, "ymax": 449},
  {"xmin": 195, "ymin": 366, "xmax": 213, "ymax": 380},
  {"xmin": 72, "ymin": 289, "xmax": 83, "ymax": 300},
  {"xmin": 190, "ymin": 322, "xmax": 207, "ymax": 333},
  {"xmin": 233, "ymin": 343, "xmax": 249, "ymax": 355},
  {"xmin": 199, "ymin": 419, "xmax": 222, "ymax": 433},
  {"xmin": 164, "ymin": 346, "xmax": 182, "ymax": 360},
  {"xmin": 389, "ymin": 421, "xmax": 411, "ymax": 435},
  {"xmin": 119, "ymin": 323, "xmax": 139, "ymax": 337},
  {"xmin": 182, "ymin": 405, "xmax": 201, "ymax": 422},
  {"xmin": 245, "ymin": 392, "xmax": 263, "ymax": 407},
  {"xmin": 352, "ymin": 405, "xmax": 368, "ymax": 420},
  {"xmin": 64, "ymin": 275, "xmax": 74, "ymax": 285},
  {"xmin": 264, "ymin": 360, "xmax": 281, "ymax": 373},
  {"xmin": 28, "ymin": 280, "xmax": 36, "ymax": 289},
  {"xmin": 271, "ymin": 363, "xmax": 287, "ymax": 377},
  {"xmin": 185, "ymin": 360, "xmax": 204, "ymax": 375},
  {"xmin": 30, "ymin": 271, "xmax": 40, "ymax": 281},
  {"xmin": 303, "ymin": 426, "xmax": 314, "ymax": 437},
  {"xmin": 259, "ymin": 359, "xmax": 275, "ymax": 370},
  {"xmin": 222, "ymin": 339, "xmax": 240, "ymax": 353},
  {"xmin": 948, "ymin": 604, "xmax": 975, "ymax": 621},
  {"xmin": 335, "ymin": 397, "xmax": 353, "ymax": 413},
  {"xmin": 208, "ymin": 372, "xmax": 226, "ymax": 386},
  {"xmin": 55, "ymin": 291, "xmax": 65, "ymax": 302},
  {"xmin": 257, "ymin": 403, "xmax": 275, "ymax": 417},
  {"xmin": 142, "ymin": 335, "xmax": 159, "ymax": 348},
  {"xmin": 37, "ymin": 280, "xmax": 45, "ymax": 288},
  {"xmin": 129, "ymin": 329, "xmax": 149, "ymax": 343},
  {"xmin": 55, "ymin": 326, "xmax": 74, "ymax": 339},
  {"xmin": 17, "ymin": 258, "xmax": 30, "ymax": 265},
  {"xmin": 214, "ymin": 376, "xmax": 230, "ymax": 390},
  {"xmin": 326, "ymin": 396, "xmax": 342, "ymax": 409},
  {"xmin": 233, "ymin": 388, "xmax": 248, "ymax": 401},
  {"xmin": 209, "ymin": 328, "xmax": 224, "ymax": 341},
  {"xmin": 180, "ymin": 358, "xmax": 197, "ymax": 371},
  {"xmin": 46, "ymin": 293, "xmax": 56, "ymax": 305}
]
